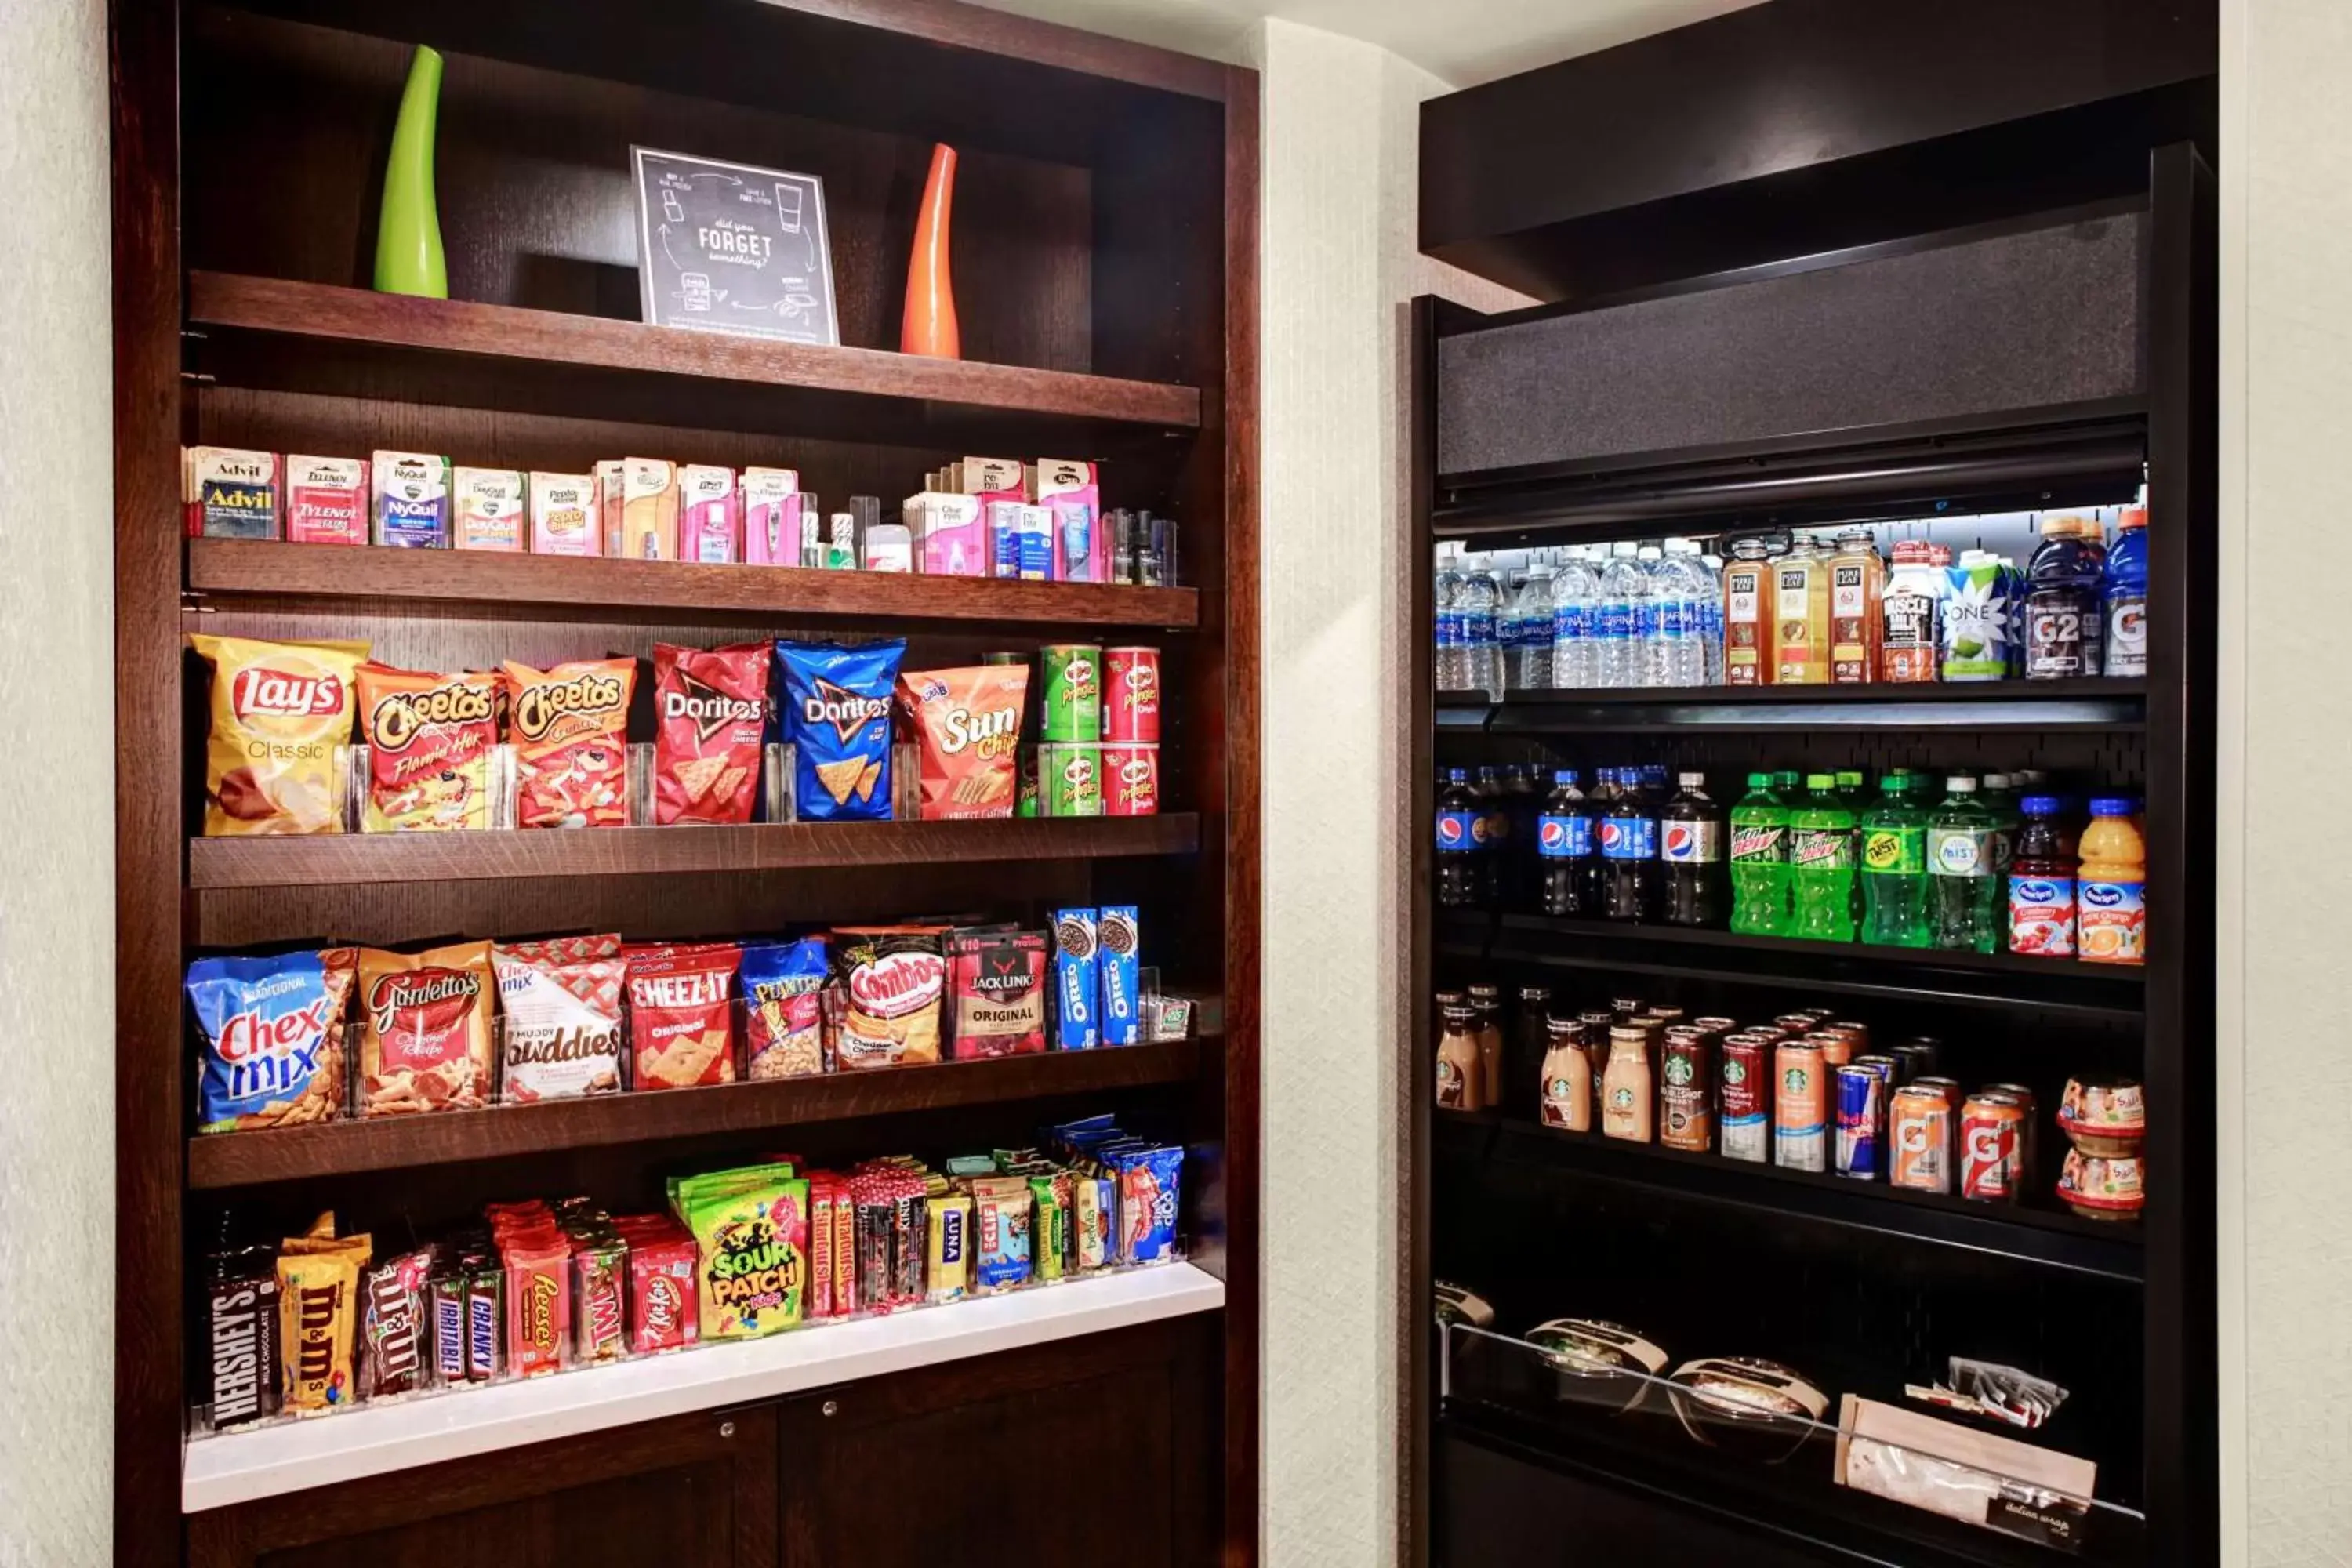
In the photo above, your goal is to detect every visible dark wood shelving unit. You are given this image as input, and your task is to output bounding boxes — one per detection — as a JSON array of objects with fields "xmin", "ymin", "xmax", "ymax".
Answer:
[
  {"xmin": 187, "ymin": 537, "xmax": 1202, "ymax": 629},
  {"xmin": 189, "ymin": 814, "xmax": 1202, "ymax": 888},
  {"xmin": 191, "ymin": 1037, "xmax": 1203, "ymax": 1188}
]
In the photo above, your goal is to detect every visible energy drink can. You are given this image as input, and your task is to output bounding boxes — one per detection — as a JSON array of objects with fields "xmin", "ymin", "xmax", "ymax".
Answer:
[
  {"xmin": 1040, "ymin": 644, "xmax": 1102, "ymax": 742},
  {"xmin": 1835, "ymin": 1062, "xmax": 1887, "ymax": 1180}
]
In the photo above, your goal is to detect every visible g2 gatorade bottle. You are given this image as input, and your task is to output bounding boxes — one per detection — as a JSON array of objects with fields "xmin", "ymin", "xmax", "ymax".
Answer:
[
  {"xmin": 1730, "ymin": 773, "xmax": 1791, "ymax": 936},
  {"xmin": 1859, "ymin": 774, "xmax": 1930, "ymax": 947},
  {"xmin": 2077, "ymin": 797, "xmax": 2147, "ymax": 965},
  {"xmin": 1788, "ymin": 774, "xmax": 1857, "ymax": 942}
]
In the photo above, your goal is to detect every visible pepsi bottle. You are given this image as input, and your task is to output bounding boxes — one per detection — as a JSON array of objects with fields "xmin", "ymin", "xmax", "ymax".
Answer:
[
  {"xmin": 1473, "ymin": 765, "xmax": 1508, "ymax": 906},
  {"xmin": 1660, "ymin": 771, "xmax": 1727, "ymax": 927},
  {"xmin": 1537, "ymin": 769, "xmax": 1595, "ymax": 917},
  {"xmin": 1436, "ymin": 768, "xmax": 1482, "ymax": 909},
  {"xmin": 1602, "ymin": 768, "xmax": 1659, "ymax": 922}
]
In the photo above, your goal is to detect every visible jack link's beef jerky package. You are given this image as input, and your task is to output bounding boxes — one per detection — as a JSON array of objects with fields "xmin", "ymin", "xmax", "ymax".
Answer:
[
  {"xmin": 493, "ymin": 936, "xmax": 626, "ymax": 1102},
  {"xmin": 189, "ymin": 633, "xmax": 370, "ymax": 836},
  {"xmin": 946, "ymin": 927, "xmax": 1047, "ymax": 1058}
]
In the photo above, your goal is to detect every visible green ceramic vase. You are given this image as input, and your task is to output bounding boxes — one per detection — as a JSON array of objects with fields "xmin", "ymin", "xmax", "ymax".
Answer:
[{"xmin": 374, "ymin": 45, "xmax": 448, "ymax": 298}]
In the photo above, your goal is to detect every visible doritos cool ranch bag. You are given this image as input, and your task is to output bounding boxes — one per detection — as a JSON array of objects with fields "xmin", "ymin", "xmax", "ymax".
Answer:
[{"xmin": 777, "ymin": 640, "xmax": 904, "ymax": 822}]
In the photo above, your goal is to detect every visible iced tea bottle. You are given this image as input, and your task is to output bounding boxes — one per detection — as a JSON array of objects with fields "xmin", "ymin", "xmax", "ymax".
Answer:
[
  {"xmin": 1828, "ymin": 527, "xmax": 1886, "ymax": 684},
  {"xmin": 1723, "ymin": 537, "xmax": 1774, "ymax": 686},
  {"xmin": 1773, "ymin": 535, "xmax": 1831, "ymax": 685}
]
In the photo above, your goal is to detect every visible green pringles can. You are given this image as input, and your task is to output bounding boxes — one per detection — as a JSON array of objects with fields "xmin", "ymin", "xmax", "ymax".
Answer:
[
  {"xmin": 1041, "ymin": 743, "xmax": 1102, "ymax": 817},
  {"xmin": 1040, "ymin": 644, "xmax": 1102, "ymax": 742},
  {"xmin": 1015, "ymin": 744, "xmax": 1041, "ymax": 818}
]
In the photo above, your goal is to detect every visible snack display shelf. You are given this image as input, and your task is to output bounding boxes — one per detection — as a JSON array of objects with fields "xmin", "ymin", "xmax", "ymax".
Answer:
[
  {"xmin": 188, "ymin": 1036, "xmax": 1207, "ymax": 1189},
  {"xmin": 187, "ymin": 813, "xmax": 1203, "ymax": 889},
  {"xmin": 188, "ymin": 271, "xmax": 1203, "ymax": 434},
  {"xmin": 183, "ymin": 1259, "xmax": 1226, "ymax": 1512},
  {"xmin": 186, "ymin": 538, "xmax": 1203, "ymax": 631},
  {"xmin": 1434, "ymin": 1114, "xmax": 2145, "ymax": 1282},
  {"xmin": 1436, "ymin": 680, "xmax": 2147, "ymax": 735}
]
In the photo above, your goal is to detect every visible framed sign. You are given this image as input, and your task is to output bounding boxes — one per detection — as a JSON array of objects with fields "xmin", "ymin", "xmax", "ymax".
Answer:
[{"xmin": 631, "ymin": 146, "xmax": 840, "ymax": 347}]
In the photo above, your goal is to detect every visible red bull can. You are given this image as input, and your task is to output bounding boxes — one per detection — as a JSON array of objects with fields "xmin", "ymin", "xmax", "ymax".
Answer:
[{"xmin": 1835, "ymin": 1062, "xmax": 1887, "ymax": 1180}]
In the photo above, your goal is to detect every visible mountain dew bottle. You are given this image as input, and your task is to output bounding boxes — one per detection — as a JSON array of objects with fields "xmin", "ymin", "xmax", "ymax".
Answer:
[
  {"xmin": 1729, "ymin": 772, "xmax": 1791, "ymax": 936},
  {"xmin": 1859, "ymin": 775, "xmax": 1931, "ymax": 946},
  {"xmin": 1788, "ymin": 774, "xmax": 1857, "ymax": 942}
]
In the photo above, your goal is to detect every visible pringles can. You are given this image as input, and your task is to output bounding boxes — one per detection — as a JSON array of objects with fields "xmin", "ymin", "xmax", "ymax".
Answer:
[
  {"xmin": 1104, "ymin": 645, "xmax": 1161, "ymax": 742},
  {"xmin": 1102, "ymin": 742, "xmax": 1160, "ymax": 816},
  {"xmin": 1040, "ymin": 644, "xmax": 1102, "ymax": 742},
  {"xmin": 1042, "ymin": 743, "xmax": 1102, "ymax": 817}
]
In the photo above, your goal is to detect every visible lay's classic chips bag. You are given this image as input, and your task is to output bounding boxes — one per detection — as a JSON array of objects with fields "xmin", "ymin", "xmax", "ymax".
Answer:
[{"xmin": 776, "ymin": 640, "xmax": 904, "ymax": 822}]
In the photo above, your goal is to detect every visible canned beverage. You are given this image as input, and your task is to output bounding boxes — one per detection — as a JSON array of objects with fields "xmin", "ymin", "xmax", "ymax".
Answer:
[
  {"xmin": 1693, "ymin": 1016, "xmax": 1738, "ymax": 1038},
  {"xmin": 1835, "ymin": 1063, "xmax": 1887, "ymax": 1180},
  {"xmin": 1661, "ymin": 1031, "xmax": 1713, "ymax": 1152},
  {"xmin": 1774, "ymin": 1014, "xmax": 1818, "ymax": 1034},
  {"xmin": 1041, "ymin": 742, "xmax": 1102, "ymax": 817},
  {"xmin": 1040, "ymin": 644, "xmax": 1103, "ymax": 742},
  {"xmin": 1959, "ymin": 1092, "xmax": 2027, "ymax": 1201},
  {"xmin": 1719, "ymin": 1036, "xmax": 1772, "ymax": 1162},
  {"xmin": 1102, "ymin": 742, "xmax": 1160, "ymax": 816},
  {"xmin": 981, "ymin": 651, "xmax": 1028, "ymax": 666},
  {"xmin": 1853, "ymin": 1052, "xmax": 1904, "ymax": 1085},
  {"xmin": 1889, "ymin": 1085, "xmax": 1955, "ymax": 1193},
  {"xmin": 1911, "ymin": 1075, "xmax": 1965, "ymax": 1108},
  {"xmin": 1773, "ymin": 1041, "xmax": 1828, "ymax": 1172},
  {"xmin": 1828, "ymin": 1021, "xmax": 1871, "ymax": 1050},
  {"xmin": 1983, "ymin": 1083, "xmax": 2040, "ymax": 1188},
  {"xmin": 1896, "ymin": 1037, "xmax": 1943, "ymax": 1075},
  {"xmin": 1103, "ymin": 645, "xmax": 1162, "ymax": 742},
  {"xmin": 1820, "ymin": 1024, "xmax": 1867, "ymax": 1062},
  {"xmin": 1808, "ymin": 1032, "xmax": 1855, "ymax": 1069},
  {"xmin": 1889, "ymin": 1044, "xmax": 1937, "ymax": 1083},
  {"xmin": 1647, "ymin": 1004, "xmax": 1686, "ymax": 1024}
]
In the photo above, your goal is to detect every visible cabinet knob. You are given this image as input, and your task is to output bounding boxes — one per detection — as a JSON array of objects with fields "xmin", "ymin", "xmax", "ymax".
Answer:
[
  {"xmin": 822, "ymin": 1399, "xmax": 840, "ymax": 1417},
  {"xmin": 718, "ymin": 1421, "xmax": 735, "ymax": 1439}
]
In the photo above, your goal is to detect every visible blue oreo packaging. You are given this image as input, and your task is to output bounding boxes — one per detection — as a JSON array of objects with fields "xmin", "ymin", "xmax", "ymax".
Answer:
[
  {"xmin": 1051, "ymin": 907, "xmax": 1099, "ymax": 1050},
  {"xmin": 1112, "ymin": 1145, "xmax": 1184, "ymax": 1263},
  {"xmin": 1098, "ymin": 905, "xmax": 1140, "ymax": 1047},
  {"xmin": 776, "ymin": 639, "xmax": 906, "ymax": 822},
  {"xmin": 186, "ymin": 948, "xmax": 356, "ymax": 1133}
]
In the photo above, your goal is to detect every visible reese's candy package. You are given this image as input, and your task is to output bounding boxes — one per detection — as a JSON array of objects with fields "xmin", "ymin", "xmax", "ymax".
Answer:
[
  {"xmin": 653, "ymin": 642, "xmax": 768, "ymax": 826},
  {"xmin": 946, "ymin": 927, "xmax": 1047, "ymax": 1058},
  {"xmin": 503, "ymin": 657, "xmax": 635, "ymax": 829},
  {"xmin": 777, "ymin": 639, "xmax": 905, "ymax": 821},
  {"xmin": 741, "ymin": 938, "xmax": 827, "ymax": 1080},
  {"xmin": 278, "ymin": 1214, "xmax": 370, "ymax": 1412},
  {"xmin": 492, "ymin": 935, "xmax": 626, "ymax": 1102},
  {"xmin": 625, "ymin": 943, "xmax": 740, "ymax": 1089},
  {"xmin": 896, "ymin": 665, "xmax": 1026, "ymax": 819},
  {"xmin": 190, "ymin": 633, "xmax": 370, "ymax": 836},
  {"xmin": 831, "ymin": 927, "xmax": 946, "ymax": 1069},
  {"xmin": 355, "ymin": 662, "xmax": 503, "ymax": 832},
  {"xmin": 358, "ymin": 941, "xmax": 497, "ymax": 1116},
  {"xmin": 187, "ymin": 947, "xmax": 356, "ymax": 1133}
]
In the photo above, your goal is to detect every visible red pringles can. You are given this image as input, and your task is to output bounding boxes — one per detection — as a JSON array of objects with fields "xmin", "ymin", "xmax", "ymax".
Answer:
[
  {"xmin": 1104, "ymin": 645, "xmax": 1162, "ymax": 742},
  {"xmin": 1102, "ymin": 742, "xmax": 1160, "ymax": 816}
]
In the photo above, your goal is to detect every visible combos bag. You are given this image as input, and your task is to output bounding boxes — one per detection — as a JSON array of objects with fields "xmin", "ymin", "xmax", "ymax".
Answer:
[
  {"xmin": 492, "ymin": 936, "xmax": 626, "ymax": 1102},
  {"xmin": 187, "ymin": 947, "xmax": 358, "ymax": 1133},
  {"xmin": 625, "ymin": 943, "xmax": 740, "ymax": 1089},
  {"xmin": 355, "ymin": 662, "xmax": 503, "ymax": 832},
  {"xmin": 652, "ymin": 641, "xmax": 768, "ymax": 825},
  {"xmin": 741, "ymin": 938, "xmax": 828, "ymax": 1080},
  {"xmin": 777, "ymin": 640, "xmax": 904, "ymax": 821},
  {"xmin": 358, "ymin": 941, "xmax": 497, "ymax": 1116},
  {"xmin": 189, "ymin": 633, "xmax": 369, "ymax": 835},
  {"xmin": 831, "ymin": 927, "xmax": 946, "ymax": 1069},
  {"xmin": 503, "ymin": 658, "xmax": 635, "ymax": 829},
  {"xmin": 897, "ymin": 665, "xmax": 1027, "ymax": 820}
]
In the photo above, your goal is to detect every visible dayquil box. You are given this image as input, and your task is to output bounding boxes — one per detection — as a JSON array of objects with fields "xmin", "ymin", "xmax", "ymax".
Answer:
[
  {"xmin": 371, "ymin": 451, "xmax": 451, "ymax": 547},
  {"xmin": 452, "ymin": 466, "xmax": 526, "ymax": 552},
  {"xmin": 282, "ymin": 456, "xmax": 368, "ymax": 545},
  {"xmin": 528, "ymin": 472, "xmax": 600, "ymax": 556},
  {"xmin": 679, "ymin": 464, "xmax": 739, "ymax": 563}
]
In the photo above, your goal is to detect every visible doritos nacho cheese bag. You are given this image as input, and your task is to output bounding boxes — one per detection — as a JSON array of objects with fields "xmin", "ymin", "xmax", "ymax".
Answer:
[
  {"xmin": 189, "ymin": 633, "xmax": 370, "ymax": 836},
  {"xmin": 776, "ymin": 640, "xmax": 904, "ymax": 822}
]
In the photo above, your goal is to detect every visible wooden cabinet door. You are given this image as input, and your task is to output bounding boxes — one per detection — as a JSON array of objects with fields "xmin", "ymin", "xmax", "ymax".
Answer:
[
  {"xmin": 186, "ymin": 1403, "xmax": 777, "ymax": 1568},
  {"xmin": 779, "ymin": 1317, "xmax": 1218, "ymax": 1568}
]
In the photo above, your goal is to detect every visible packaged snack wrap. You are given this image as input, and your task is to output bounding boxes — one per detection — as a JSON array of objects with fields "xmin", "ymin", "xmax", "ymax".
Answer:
[
  {"xmin": 1113, "ymin": 1145, "xmax": 1185, "ymax": 1262},
  {"xmin": 493, "ymin": 936, "xmax": 626, "ymax": 1102},
  {"xmin": 895, "ymin": 664, "xmax": 1027, "ymax": 818},
  {"xmin": 776, "ymin": 640, "xmax": 905, "ymax": 821},
  {"xmin": 831, "ymin": 927, "xmax": 946, "ymax": 1069},
  {"xmin": 653, "ymin": 641, "xmax": 768, "ymax": 826},
  {"xmin": 502, "ymin": 1231, "xmax": 572, "ymax": 1379},
  {"xmin": 187, "ymin": 946, "xmax": 356, "ymax": 1132},
  {"xmin": 190, "ymin": 633, "xmax": 369, "ymax": 836},
  {"xmin": 503, "ymin": 658, "xmax": 634, "ymax": 829},
  {"xmin": 201, "ymin": 1244, "xmax": 281, "ymax": 1430},
  {"xmin": 616, "ymin": 1217, "xmax": 699, "ymax": 1354},
  {"xmin": 355, "ymin": 662, "xmax": 503, "ymax": 832},
  {"xmin": 278, "ymin": 1215, "xmax": 370, "ymax": 1412},
  {"xmin": 626, "ymin": 944, "xmax": 739, "ymax": 1089},
  {"xmin": 741, "ymin": 938, "xmax": 828, "ymax": 1079},
  {"xmin": 358, "ymin": 941, "xmax": 496, "ymax": 1116}
]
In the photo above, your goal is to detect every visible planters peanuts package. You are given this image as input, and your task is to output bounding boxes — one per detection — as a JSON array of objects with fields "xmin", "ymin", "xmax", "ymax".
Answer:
[
  {"xmin": 1051, "ymin": 907, "xmax": 1099, "ymax": 1051},
  {"xmin": 1098, "ymin": 906, "xmax": 1140, "ymax": 1047},
  {"xmin": 776, "ymin": 640, "xmax": 905, "ymax": 821}
]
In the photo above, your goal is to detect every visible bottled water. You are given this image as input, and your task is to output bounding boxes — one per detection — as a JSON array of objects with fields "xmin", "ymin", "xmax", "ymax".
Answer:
[
  {"xmin": 1597, "ymin": 543, "xmax": 1647, "ymax": 689},
  {"xmin": 1434, "ymin": 548, "xmax": 1467, "ymax": 691},
  {"xmin": 1460, "ymin": 561, "xmax": 1504, "ymax": 698},
  {"xmin": 1698, "ymin": 549, "xmax": 1726, "ymax": 684},
  {"xmin": 1659, "ymin": 539, "xmax": 1711, "ymax": 688},
  {"xmin": 1552, "ymin": 548, "xmax": 1603, "ymax": 689},
  {"xmin": 1636, "ymin": 544, "xmax": 1671, "ymax": 687},
  {"xmin": 1504, "ymin": 564, "xmax": 1556, "ymax": 690}
]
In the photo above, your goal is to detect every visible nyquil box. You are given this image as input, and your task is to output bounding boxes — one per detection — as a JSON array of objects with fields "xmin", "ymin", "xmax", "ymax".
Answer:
[
  {"xmin": 372, "ymin": 450, "xmax": 451, "ymax": 547},
  {"xmin": 1051, "ymin": 906, "xmax": 1099, "ymax": 1051}
]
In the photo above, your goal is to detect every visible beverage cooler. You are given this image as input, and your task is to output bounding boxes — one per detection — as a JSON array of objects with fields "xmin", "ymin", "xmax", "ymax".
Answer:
[{"xmin": 1408, "ymin": 138, "xmax": 2216, "ymax": 1568}]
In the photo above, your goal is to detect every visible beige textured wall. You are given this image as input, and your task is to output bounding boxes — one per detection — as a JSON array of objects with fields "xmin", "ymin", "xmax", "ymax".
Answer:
[
  {"xmin": 2217, "ymin": 4, "xmax": 2350, "ymax": 1566},
  {"xmin": 0, "ymin": 0, "xmax": 115, "ymax": 1563},
  {"xmin": 1254, "ymin": 18, "xmax": 1526, "ymax": 1564}
]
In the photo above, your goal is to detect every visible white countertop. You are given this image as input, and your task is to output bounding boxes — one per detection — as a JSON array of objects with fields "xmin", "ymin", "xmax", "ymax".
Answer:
[{"xmin": 184, "ymin": 1261, "xmax": 1224, "ymax": 1512}]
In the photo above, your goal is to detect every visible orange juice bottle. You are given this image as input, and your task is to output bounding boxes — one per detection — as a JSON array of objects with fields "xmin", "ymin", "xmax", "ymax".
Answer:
[
  {"xmin": 1773, "ymin": 535, "xmax": 1831, "ymax": 684},
  {"xmin": 2076, "ymin": 797, "xmax": 2145, "ymax": 965}
]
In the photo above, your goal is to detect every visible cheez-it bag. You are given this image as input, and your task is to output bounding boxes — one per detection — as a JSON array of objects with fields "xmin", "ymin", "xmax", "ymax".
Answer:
[
  {"xmin": 503, "ymin": 658, "xmax": 635, "ymax": 829},
  {"xmin": 653, "ymin": 642, "xmax": 768, "ymax": 826},
  {"xmin": 190, "ymin": 633, "xmax": 370, "ymax": 836},
  {"xmin": 356, "ymin": 662, "xmax": 503, "ymax": 832},
  {"xmin": 625, "ymin": 943, "xmax": 740, "ymax": 1090}
]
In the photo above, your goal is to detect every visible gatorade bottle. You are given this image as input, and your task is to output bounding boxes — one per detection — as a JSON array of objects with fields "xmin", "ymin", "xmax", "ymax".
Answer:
[
  {"xmin": 1436, "ymin": 768, "xmax": 1482, "ymax": 909},
  {"xmin": 2009, "ymin": 795, "xmax": 2078, "ymax": 957},
  {"xmin": 1928, "ymin": 776, "xmax": 2001, "ymax": 953},
  {"xmin": 1859, "ymin": 775, "xmax": 1931, "ymax": 947},
  {"xmin": 1660, "ymin": 772, "xmax": 1726, "ymax": 927},
  {"xmin": 1537, "ymin": 769, "xmax": 1595, "ymax": 919},
  {"xmin": 2077, "ymin": 797, "xmax": 2147, "ymax": 965},
  {"xmin": 1730, "ymin": 774, "xmax": 1790, "ymax": 936},
  {"xmin": 1602, "ymin": 768, "xmax": 1660, "ymax": 923},
  {"xmin": 2103, "ymin": 506, "xmax": 2149, "ymax": 677},
  {"xmin": 1788, "ymin": 774, "xmax": 1857, "ymax": 942}
]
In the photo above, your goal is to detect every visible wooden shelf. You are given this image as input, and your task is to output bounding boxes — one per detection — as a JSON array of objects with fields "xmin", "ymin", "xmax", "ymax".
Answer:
[
  {"xmin": 189, "ymin": 814, "xmax": 1201, "ymax": 889},
  {"xmin": 188, "ymin": 272, "xmax": 1201, "ymax": 434},
  {"xmin": 186, "ymin": 538, "xmax": 1201, "ymax": 630},
  {"xmin": 190, "ymin": 1038, "xmax": 1203, "ymax": 1189}
]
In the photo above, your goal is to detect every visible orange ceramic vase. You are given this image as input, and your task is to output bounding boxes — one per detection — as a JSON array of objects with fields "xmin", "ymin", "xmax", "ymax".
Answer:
[{"xmin": 901, "ymin": 143, "xmax": 960, "ymax": 358}]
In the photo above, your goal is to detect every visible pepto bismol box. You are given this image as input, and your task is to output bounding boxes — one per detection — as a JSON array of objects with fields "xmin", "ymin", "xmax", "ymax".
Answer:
[
  {"xmin": 1051, "ymin": 906, "xmax": 1099, "ymax": 1051},
  {"xmin": 372, "ymin": 450, "xmax": 451, "ymax": 547},
  {"xmin": 1098, "ymin": 905, "xmax": 1139, "ymax": 1047}
]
